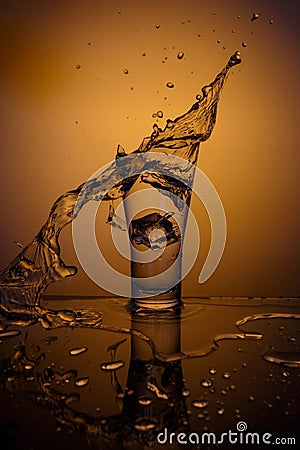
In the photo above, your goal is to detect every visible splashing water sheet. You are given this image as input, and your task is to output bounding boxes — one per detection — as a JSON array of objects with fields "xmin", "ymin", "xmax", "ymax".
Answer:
[{"xmin": 0, "ymin": 10, "xmax": 299, "ymax": 450}]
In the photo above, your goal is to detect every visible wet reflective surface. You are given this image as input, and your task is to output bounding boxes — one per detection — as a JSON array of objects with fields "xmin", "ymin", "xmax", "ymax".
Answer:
[{"xmin": 0, "ymin": 296, "xmax": 299, "ymax": 449}]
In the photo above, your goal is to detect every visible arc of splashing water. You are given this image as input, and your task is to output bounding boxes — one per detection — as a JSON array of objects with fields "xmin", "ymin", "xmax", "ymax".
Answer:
[{"xmin": 72, "ymin": 152, "xmax": 227, "ymax": 297}]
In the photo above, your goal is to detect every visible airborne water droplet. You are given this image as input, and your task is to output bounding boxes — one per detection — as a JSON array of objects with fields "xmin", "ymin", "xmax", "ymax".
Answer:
[
  {"xmin": 166, "ymin": 82, "xmax": 174, "ymax": 88},
  {"xmin": 222, "ymin": 371, "xmax": 230, "ymax": 379},
  {"xmin": 242, "ymin": 42, "xmax": 247, "ymax": 48},
  {"xmin": 269, "ymin": 19, "xmax": 274, "ymax": 24},
  {"xmin": 177, "ymin": 52, "xmax": 184, "ymax": 60},
  {"xmin": 100, "ymin": 360, "xmax": 125, "ymax": 371},
  {"xmin": 75, "ymin": 377, "xmax": 89, "ymax": 387},
  {"xmin": 251, "ymin": 13, "xmax": 259, "ymax": 22},
  {"xmin": 124, "ymin": 69, "xmax": 129, "ymax": 74},
  {"xmin": 75, "ymin": 64, "xmax": 81, "ymax": 70},
  {"xmin": 155, "ymin": 24, "xmax": 160, "ymax": 29},
  {"xmin": 69, "ymin": 347, "xmax": 87, "ymax": 356}
]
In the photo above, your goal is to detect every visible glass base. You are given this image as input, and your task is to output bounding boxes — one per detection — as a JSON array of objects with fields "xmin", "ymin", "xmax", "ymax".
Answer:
[{"xmin": 131, "ymin": 283, "xmax": 181, "ymax": 310}]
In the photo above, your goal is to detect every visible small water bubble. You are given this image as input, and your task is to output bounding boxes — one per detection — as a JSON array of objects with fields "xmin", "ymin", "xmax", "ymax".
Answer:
[
  {"xmin": 288, "ymin": 337, "xmax": 296, "ymax": 343},
  {"xmin": 166, "ymin": 82, "xmax": 174, "ymax": 89},
  {"xmin": 217, "ymin": 407, "xmax": 225, "ymax": 416},
  {"xmin": 142, "ymin": 52, "xmax": 146, "ymax": 56},
  {"xmin": 96, "ymin": 407, "xmax": 101, "ymax": 412},
  {"xmin": 269, "ymin": 19, "xmax": 274, "ymax": 25},
  {"xmin": 182, "ymin": 388, "xmax": 190, "ymax": 397},
  {"xmin": 221, "ymin": 390, "xmax": 227, "ymax": 396},
  {"xmin": 197, "ymin": 33, "xmax": 201, "ymax": 37},
  {"xmin": 155, "ymin": 24, "xmax": 160, "ymax": 29},
  {"xmin": 242, "ymin": 42, "xmax": 247, "ymax": 48},
  {"xmin": 200, "ymin": 379, "xmax": 213, "ymax": 388},
  {"xmin": 192, "ymin": 400, "xmax": 208, "ymax": 409},
  {"xmin": 116, "ymin": 392, "xmax": 125, "ymax": 399},
  {"xmin": 75, "ymin": 64, "xmax": 81, "ymax": 70},
  {"xmin": 197, "ymin": 413, "xmax": 205, "ymax": 419},
  {"xmin": 222, "ymin": 371, "xmax": 230, "ymax": 379},
  {"xmin": 157, "ymin": 110, "xmax": 163, "ymax": 118},
  {"xmin": 75, "ymin": 377, "xmax": 89, "ymax": 388},
  {"xmin": 100, "ymin": 360, "xmax": 125, "ymax": 371},
  {"xmin": 230, "ymin": 384, "xmax": 236, "ymax": 391},
  {"xmin": 217, "ymin": 39, "xmax": 221, "ymax": 44},
  {"xmin": 177, "ymin": 52, "xmax": 184, "ymax": 60},
  {"xmin": 250, "ymin": 13, "xmax": 259, "ymax": 22},
  {"xmin": 25, "ymin": 365, "xmax": 33, "ymax": 370},
  {"xmin": 242, "ymin": 363, "xmax": 247, "ymax": 368},
  {"xmin": 282, "ymin": 371, "xmax": 290, "ymax": 378},
  {"xmin": 152, "ymin": 113, "xmax": 157, "ymax": 118},
  {"xmin": 248, "ymin": 395, "xmax": 255, "ymax": 401},
  {"xmin": 69, "ymin": 347, "xmax": 87, "ymax": 356},
  {"xmin": 123, "ymin": 69, "xmax": 129, "ymax": 74},
  {"xmin": 138, "ymin": 396, "xmax": 152, "ymax": 406}
]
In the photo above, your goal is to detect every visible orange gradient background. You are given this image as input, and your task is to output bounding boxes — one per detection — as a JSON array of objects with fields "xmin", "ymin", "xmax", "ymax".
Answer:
[{"xmin": 0, "ymin": 0, "xmax": 299, "ymax": 297}]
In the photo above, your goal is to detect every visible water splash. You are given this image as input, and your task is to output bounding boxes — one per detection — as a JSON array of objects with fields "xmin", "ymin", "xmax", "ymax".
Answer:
[{"xmin": 0, "ymin": 52, "xmax": 241, "ymax": 330}]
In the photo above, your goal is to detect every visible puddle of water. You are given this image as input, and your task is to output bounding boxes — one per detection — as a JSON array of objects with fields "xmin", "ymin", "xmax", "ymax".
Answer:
[{"xmin": 0, "ymin": 296, "xmax": 299, "ymax": 449}]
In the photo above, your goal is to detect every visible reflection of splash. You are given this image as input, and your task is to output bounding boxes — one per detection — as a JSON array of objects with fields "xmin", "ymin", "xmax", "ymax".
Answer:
[
  {"xmin": 0, "ymin": 52, "xmax": 241, "ymax": 328},
  {"xmin": 0, "ymin": 333, "xmax": 189, "ymax": 449},
  {"xmin": 1, "ymin": 305, "xmax": 299, "ymax": 448}
]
